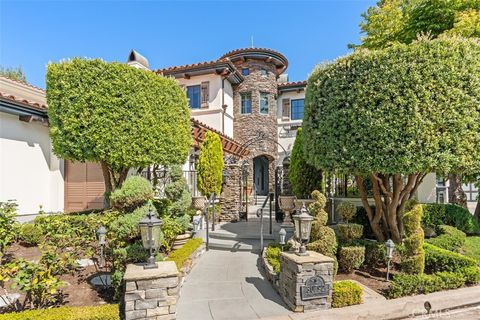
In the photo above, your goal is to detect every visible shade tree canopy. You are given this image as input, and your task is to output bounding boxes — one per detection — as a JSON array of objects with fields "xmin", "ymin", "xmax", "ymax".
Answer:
[
  {"xmin": 302, "ymin": 37, "xmax": 480, "ymax": 242},
  {"xmin": 46, "ymin": 58, "xmax": 192, "ymax": 196}
]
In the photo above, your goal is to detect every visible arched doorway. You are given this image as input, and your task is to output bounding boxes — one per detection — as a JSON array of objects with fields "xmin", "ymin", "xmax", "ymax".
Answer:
[{"xmin": 253, "ymin": 155, "xmax": 269, "ymax": 196}]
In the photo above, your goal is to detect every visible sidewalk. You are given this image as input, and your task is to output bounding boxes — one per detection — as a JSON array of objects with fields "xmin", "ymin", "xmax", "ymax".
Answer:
[{"xmin": 262, "ymin": 285, "xmax": 480, "ymax": 320}]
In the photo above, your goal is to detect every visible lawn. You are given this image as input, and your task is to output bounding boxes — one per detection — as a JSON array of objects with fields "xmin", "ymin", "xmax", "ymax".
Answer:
[{"xmin": 463, "ymin": 237, "xmax": 480, "ymax": 264}]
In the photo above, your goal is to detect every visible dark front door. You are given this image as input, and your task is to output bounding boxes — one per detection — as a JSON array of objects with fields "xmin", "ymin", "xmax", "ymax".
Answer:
[{"xmin": 253, "ymin": 156, "xmax": 269, "ymax": 195}]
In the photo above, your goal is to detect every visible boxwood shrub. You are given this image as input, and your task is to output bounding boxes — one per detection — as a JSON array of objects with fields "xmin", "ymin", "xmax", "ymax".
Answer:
[
  {"xmin": 110, "ymin": 176, "xmax": 153, "ymax": 211},
  {"xmin": 265, "ymin": 245, "xmax": 281, "ymax": 274},
  {"xmin": 332, "ymin": 280, "xmax": 363, "ymax": 308},
  {"xmin": 338, "ymin": 246, "xmax": 365, "ymax": 274},
  {"xmin": 0, "ymin": 304, "xmax": 119, "ymax": 320},
  {"xmin": 167, "ymin": 238, "xmax": 203, "ymax": 270},
  {"xmin": 424, "ymin": 243, "xmax": 477, "ymax": 273},
  {"xmin": 425, "ymin": 225, "xmax": 466, "ymax": 252},
  {"xmin": 422, "ymin": 204, "xmax": 480, "ymax": 234}
]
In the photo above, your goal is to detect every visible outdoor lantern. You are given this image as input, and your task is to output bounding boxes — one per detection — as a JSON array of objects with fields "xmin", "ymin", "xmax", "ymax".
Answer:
[
  {"xmin": 139, "ymin": 204, "xmax": 163, "ymax": 269},
  {"xmin": 97, "ymin": 226, "xmax": 107, "ymax": 268},
  {"xmin": 279, "ymin": 228, "xmax": 287, "ymax": 246},
  {"xmin": 385, "ymin": 239, "xmax": 395, "ymax": 281},
  {"xmin": 292, "ymin": 203, "xmax": 314, "ymax": 256},
  {"xmin": 385, "ymin": 239, "xmax": 395, "ymax": 259}
]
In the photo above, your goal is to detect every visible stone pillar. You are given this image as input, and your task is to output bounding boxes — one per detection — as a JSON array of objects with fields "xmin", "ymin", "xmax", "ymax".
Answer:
[
  {"xmin": 279, "ymin": 251, "xmax": 334, "ymax": 312},
  {"xmin": 123, "ymin": 262, "xmax": 179, "ymax": 320},
  {"xmin": 220, "ymin": 163, "xmax": 241, "ymax": 222}
]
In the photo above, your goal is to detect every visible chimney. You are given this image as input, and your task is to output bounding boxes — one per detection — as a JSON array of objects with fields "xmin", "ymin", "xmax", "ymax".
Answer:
[{"xmin": 127, "ymin": 49, "xmax": 149, "ymax": 70}]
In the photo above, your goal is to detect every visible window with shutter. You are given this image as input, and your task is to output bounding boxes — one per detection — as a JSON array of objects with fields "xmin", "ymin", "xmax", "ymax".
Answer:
[
  {"xmin": 201, "ymin": 81, "xmax": 209, "ymax": 108},
  {"xmin": 282, "ymin": 98, "xmax": 290, "ymax": 120}
]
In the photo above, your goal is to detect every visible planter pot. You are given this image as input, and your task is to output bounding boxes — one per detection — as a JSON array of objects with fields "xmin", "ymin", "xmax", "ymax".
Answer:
[
  {"xmin": 191, "ymin": 196, "xmax": 206, "ymax": 211},
  {"xmin": 172, "ymin": 232, "xmax": 192, "ymax": 250},
  {"xmin": 279, "ymin": 196, "xmax": 296, "ymax": 224}
]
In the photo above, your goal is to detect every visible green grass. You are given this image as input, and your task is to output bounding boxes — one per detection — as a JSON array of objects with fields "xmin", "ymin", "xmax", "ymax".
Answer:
[{"xmin": 463, "ymin": 236, "xmax": 480, "ymax": 264}]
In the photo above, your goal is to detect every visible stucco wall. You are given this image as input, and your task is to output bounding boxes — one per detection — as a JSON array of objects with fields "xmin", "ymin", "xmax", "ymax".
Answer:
[
  {"xmin": 277, "ymin": 90, "xmax": 305, "ymax": 161},
  {"xmin": 0, "ymin": 112, "xmax": 64, "ymax": 216}
]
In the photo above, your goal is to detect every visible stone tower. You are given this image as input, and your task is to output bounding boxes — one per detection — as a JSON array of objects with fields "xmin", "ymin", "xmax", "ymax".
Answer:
[{"xmin": 220, "ymin": 48, "xmax": 288, "ymax": 195}]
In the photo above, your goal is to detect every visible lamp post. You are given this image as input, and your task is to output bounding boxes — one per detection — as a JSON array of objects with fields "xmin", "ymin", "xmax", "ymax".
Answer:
[
  {"xmin": 292, "ymin": 203, "xmax": 314, "ymax": 256},
  {"xmin": 385, "ymin": 239, "xmax": 395, "ymax": 281},
  {"xmin": 139, "ymin": 204, "xmax": 163, "ymax": 269},
  {"xmin": 279, "ymin": 228, "xmax": 286, "ymax": 251},
  {"xmin": 97, "ymin": 226, "xmax": 107, "ymax": 268}
]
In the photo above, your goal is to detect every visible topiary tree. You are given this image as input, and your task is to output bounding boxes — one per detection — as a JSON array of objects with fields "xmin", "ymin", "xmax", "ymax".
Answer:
[
  {"xmin": 197, "ymin": 131, "xmax": 224, "ymax": 197},
  {"xmin": 401, "ymin": 204, "xmax": 425, "ymax": 274},
  {"xmin": 110, "ymin": 176, "xmax": 153, "ymax": 211},
  {"xmin": 46, "ymin": 58, "xmax": 192, "ymax": 197},
  {"xmin": 303, "ymin": 37, "xmax": 480, "ymax": 242},
  {"xmin": 165, "ymin": 165, "xmax": 192, "ymax": 216},
  {"xmin": 289, "ymin": 128, "xmax": 324, "ymax": 198}
]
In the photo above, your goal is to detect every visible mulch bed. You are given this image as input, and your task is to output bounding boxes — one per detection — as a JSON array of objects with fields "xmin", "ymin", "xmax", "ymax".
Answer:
[
  {"xmin": 2, "ymin": 243, "xmax": 114, "ymax": 310},
  {"xmin": 335, "ymin": 266, "xmax": 397, "ymax": 296}
]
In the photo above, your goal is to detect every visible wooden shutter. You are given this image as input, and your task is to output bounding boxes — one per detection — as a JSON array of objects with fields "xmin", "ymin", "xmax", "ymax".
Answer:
[
  {"xmin": 65, "ymin": 161, "xmax": 105, "ymax": 212},
  {"xmin": 282, "ymin": 98, "xmax": 290, "ymax": 120},
  {"xmin": 201, "ymin": 81, "xmax": 209, "ymax": 108}
]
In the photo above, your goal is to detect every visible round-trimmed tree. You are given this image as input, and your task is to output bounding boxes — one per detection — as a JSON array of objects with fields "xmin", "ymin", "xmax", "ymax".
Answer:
[
  {"xmin": 303, "ymin": 37, "xmax": 480, "ymax": 242},
  {"xmin": 46, "ymin": 58, "xmax": 192, "ymax": 197},
  {"xmin": 197, "ymin": 131, "xmax": 224, "ymax": 197},
  {"xmin": 289, "ymin": 128, "xmax": 324, "ymax": 198}
]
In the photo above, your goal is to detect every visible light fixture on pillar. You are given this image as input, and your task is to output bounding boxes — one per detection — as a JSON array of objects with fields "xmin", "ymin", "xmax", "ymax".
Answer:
[
  {"xmin": 96, "ymin": 226, "xmax": 107, "ymax": 268},
  {"xmin": 279, "ymin": 228, "xmax": 286, "ymax": 251},
  {"xmin": 139, "ymin": 203, "xmax": 163, "ymax": 269},
  {"xmin": 292, "ymin": 203, "xmax": 314, "ymax": 256},
  {"xmin": 385, "ymin": 239, "xmax": 395, "ymax": 281}
]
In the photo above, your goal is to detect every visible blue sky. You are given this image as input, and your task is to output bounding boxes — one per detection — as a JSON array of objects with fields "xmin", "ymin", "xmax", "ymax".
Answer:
[{"xmin": 1, "ymin": 0, "xmax": 377, "ymax": 89}]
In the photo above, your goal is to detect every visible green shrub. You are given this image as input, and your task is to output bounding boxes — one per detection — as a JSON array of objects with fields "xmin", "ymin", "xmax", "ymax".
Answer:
[
  {"xmin": 265, "ymin": 245, "xmax": 281, "ymax": 274},
  {"xmin": 339, "ymin": 246, "xmax": 365, "ymax": 274},
  {"xmin": 165, "ymin": 165, "xmax": 192, "ymax": 216},
  {"xmin": 426, "ymin": 225, "xmax": 466, "ymax": 252},
  {"xmin": 459, "ymin": 266, "xmax": 480, "ymax": 284},
  {"xmin": 424, "ymin": 243, "xmax": 477, "ymax": 273},
  {"xmin": 167, "ymin": 238, "xmax": 203, "ymax": 270},
  {"xmin": 110, "ymin": 176, "xmax": 153, "ymax": 211},
  {"xmin": 108, "ymin": 205, "xmax": 154, "ymax": 245},
  {"xmin": 311, "ymin": 190, "xmax": 327, "ymax": 209},
  {"xmin": 338, "ymin": 224, "xmax": 363, "ymax": 243},
  {"xmin": 308, "ymin": 226, "xmax": 338, "ymax": 258},
  {"xmin": 436, "ymin": 271, "xmax": 466, "ymax": 289},
  {"xmin": 197, "ymin": 131, "xmax": 224, "ymax": 196},
  {"xmin": 352, "ymin": 206, "xmax": 374, "ymax": 239},
  {"xmin": 422, "ymin": 204, "xmax": 480, "ymax": 234},
  {"xmin": 337, "ymin": 201, "xmax": 357, "ymax": 223},
  {"xmin": 354, "ymin": 239, "xmax": 387, "ymax": 268},
  {"xmin": 0, "ymin": 201, "xmax": 18, "ymax": 257},
  {"xmin": 401, "ymin": 205, "xmax": 425, "ymax": 274},
  {"xmin": 332, "ymin": 280, "xmax": 363, "ymax": 308},
  {"xmin": 19, "ymin": 223, "xmax": 43, "ymax": 246},
  {"xmin": 0, "ymin": 304, "xmax": 119, "ymax": 320},
  {"xmin": 161, "ymin": 215, "xmax": 185, "ymax": 252}
]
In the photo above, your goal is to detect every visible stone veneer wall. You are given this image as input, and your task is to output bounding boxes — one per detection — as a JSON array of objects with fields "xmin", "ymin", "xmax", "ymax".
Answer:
[
  {"xmin": 232, "ymin": 59, "xmax": 279, "ymax": 192},
  {"xmin": 124, "ymin": 262, "xmax": 179, "ymax": 320},
  {"xmin": 279, "ymin": 251, "xmax": 334, "ymax": 312},
  {"xmin": 220, "ymin": 163, "xmax": 241, "ymax": 221}
]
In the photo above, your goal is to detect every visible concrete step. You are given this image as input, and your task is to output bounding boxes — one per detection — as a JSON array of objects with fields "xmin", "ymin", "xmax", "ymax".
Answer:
[
  {"xmin": 204, "ymin": 237, "xmax": 272, "ymax": 252},
  {"xmin": 209, "ymin": 229, "xmax": 275, "ymax": 240}
]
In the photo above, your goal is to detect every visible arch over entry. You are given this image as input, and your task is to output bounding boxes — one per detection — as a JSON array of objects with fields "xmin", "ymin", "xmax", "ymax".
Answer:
[{"xmin": 253, "ymin": 155, "xmax": 269, "ymax": 195}]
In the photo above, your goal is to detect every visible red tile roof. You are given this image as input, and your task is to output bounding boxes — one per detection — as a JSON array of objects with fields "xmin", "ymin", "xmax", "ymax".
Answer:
[
  {"xmin": 0, "ymin": 91, "xmax": 48, "ymax": 111},
  {"xmin": 278, "ymin": 80, "xmax": 307, "ymax": 89}
]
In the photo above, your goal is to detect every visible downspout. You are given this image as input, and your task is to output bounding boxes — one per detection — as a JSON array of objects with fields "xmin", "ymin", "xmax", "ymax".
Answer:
[{"xmin": 222, "ymin": 77, "xmax": 226, "ymax": 134}]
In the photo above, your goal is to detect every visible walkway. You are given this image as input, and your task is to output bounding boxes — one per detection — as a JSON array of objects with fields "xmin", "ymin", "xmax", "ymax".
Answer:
[{"xmin": 177, "ymin": 196, "xmax": 291, "ymax": 320}]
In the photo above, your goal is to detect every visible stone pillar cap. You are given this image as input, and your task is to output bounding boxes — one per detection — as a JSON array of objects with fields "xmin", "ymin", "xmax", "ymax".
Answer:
[
  {"xmin": 124, "ymin": 261, "xmax": 179, "ymax": 281},
  {"xmin": 280, "ymin": 251, "xmax": 335, "ymax": 264}
]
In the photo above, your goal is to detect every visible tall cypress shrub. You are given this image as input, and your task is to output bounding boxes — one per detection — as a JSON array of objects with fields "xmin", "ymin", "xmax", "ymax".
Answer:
[
  {"xmin": 197, "ymin": 132, "xmax": 224, "ymax": 197},
  {"xmin": 289, "ymin": 128, "xmax": 324, "ymax": 198}
]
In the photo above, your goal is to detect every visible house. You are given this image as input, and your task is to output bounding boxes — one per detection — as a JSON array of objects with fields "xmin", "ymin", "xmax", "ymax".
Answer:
[{"xmin": 2, "ymin": 47, "xmax": 473, "ymax": 220}]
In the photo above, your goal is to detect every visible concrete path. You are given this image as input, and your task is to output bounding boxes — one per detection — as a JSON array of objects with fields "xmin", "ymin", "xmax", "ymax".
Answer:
[{"xmin": 176, "ymin": 250, "xmax": 291, "ymax": 320}]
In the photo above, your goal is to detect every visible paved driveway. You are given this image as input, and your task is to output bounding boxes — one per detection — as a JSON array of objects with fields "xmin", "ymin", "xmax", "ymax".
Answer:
[{"xmin": 176, "ymin": 250, "xmax": 291, "ymax": 320}]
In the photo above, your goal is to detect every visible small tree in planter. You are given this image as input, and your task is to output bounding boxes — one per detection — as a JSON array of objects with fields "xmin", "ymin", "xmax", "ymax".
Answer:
[
  {"xmin": 197, "ymin": 131, "xmax": 224, "ymax": 197},
  {"xmin": 47, "ymin": 58, "xmax": 191, "ymax": 199},
  {"xmin": 337, "ymin": 201, "xmax": 364, "ymax": 243}
]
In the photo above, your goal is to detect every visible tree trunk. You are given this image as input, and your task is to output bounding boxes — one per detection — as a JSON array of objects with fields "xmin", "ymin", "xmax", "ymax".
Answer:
[
  {"xmin": 475, "ymin": 201, "xmax": 480, "ymax": 224},
  {"xmin": 448, "ymin": 173, "xmax": 468, "ymax": 209},
  {"xmin": 356, "ymin": 173, "xmax": 426, "ymax": 243},
  {"xmin": 100, "ymin": 161, "xmax": 129, "ymax": 208}
]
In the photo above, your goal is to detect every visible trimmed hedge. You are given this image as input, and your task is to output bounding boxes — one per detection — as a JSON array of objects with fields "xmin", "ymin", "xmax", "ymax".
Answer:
[
  {"xmin": 339, "ymin": 246, "xmax": 365, "ymax": 274},
  {"xmin": 388, "ymin": 266, "xmax": 480, "ymax": 299},
  {"xmin": 424, "ymin": 243, "xmax": 477, "ymax": 273},
  {"xmin": 0, "ymin": 304, "xmax": 119, "ymax": 320},
  {"xmin": 401, "ymin": 205, "xmax": 425, "ymax": 274},
  {"xmin": 167, "ymin": 238, "xmax": 203, "ymax": 270},
  {"xmin": 19, "ymin": 223, "xmax": 43, "ymax": 246},
  {"xmin": 426, "ymin": 225, "xmax": 466, "ymax": 252},
  {"xmin": 265, "ymin": 245, "xmax": 281, "ymax": 274},
  {"xmin": 422, "ymin": 204, "xmax": 480, "ymax": 234},
  {"xmin": 354, "ymin": 239, "xmax": 387, "ymax": 268},
  {"xmin": 110, "ymin": 176, "xmax": 153, "ymax": 211},
  {"xmin": 338, "ymin": 224, "xmax": 363, "ymax": 243},
  {"xmin": 332, "ymin": 280, "xmax": 363, "ymax": 308}
]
